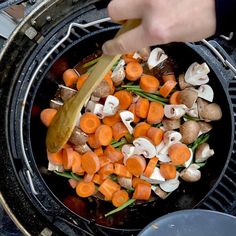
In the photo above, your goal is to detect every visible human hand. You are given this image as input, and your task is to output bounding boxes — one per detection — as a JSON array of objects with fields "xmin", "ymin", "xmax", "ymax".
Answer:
[{"xmin": 102, "ymin": 0, "xmax": 216, "ymax": 55}]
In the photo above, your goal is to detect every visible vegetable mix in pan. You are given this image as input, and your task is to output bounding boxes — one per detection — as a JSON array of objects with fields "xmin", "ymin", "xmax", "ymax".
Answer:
[{"xmin": 40, "ymin": 47, "xmax": 222, "ymax": 216}]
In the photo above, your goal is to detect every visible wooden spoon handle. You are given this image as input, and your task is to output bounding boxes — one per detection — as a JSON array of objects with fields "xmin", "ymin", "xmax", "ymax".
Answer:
[{"xmin": 46, "ymin": 20, "xmax": 140, "ymax": 153}]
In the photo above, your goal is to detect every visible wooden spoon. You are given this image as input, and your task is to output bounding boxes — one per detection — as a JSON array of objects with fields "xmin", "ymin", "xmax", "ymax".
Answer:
[{"xmin": 46, "ymin": 20, "xmax": 140, "ymax": 153}]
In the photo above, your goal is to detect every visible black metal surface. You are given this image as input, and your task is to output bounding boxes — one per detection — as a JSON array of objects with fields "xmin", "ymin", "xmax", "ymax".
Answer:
[{"xmin": 0, "ymin": 0, "xmax": 236, "ymax": 235}]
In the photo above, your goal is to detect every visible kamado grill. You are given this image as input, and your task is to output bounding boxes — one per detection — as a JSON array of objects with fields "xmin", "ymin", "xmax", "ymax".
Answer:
[{"xmin": 0, "ymin": 0, "xmax": 236, "ymax": 235}]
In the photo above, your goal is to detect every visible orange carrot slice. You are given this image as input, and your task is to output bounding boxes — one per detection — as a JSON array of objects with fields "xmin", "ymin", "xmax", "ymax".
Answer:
[
  {"xmin": 126, "ymin": 155, "xmax": 146, "ymax": 177},
  {"xmin": 114, "ymin": 163, "xmax": 132, "ymax": 178},
  {"xmin": 112, "ymin": 122, "xmax": 129, "ymax": 141},
  {"xmin": 159, "ymin": 80, "xmax": 177, "ymax": 98},
  {"xmin": 168, "ymin": 143, "xmax": 191, "ymax": 165},
  {"xmin": 112, "ymin": 190, "xmax": 129, "ymax": 207},
  {"xmin": 133, "ymin": 183, "xmax": 151, "ymax": 200},
  {"xmin": 79, "ymin": 112, "xmax": 101, "ymax": 134},
  {"xmin": 133, "ymin": 122, "xmax": 151, "ymax": 138},
  {"xmin": 135, "ymin": 98, "xmax": 149, "ymax": 118},
  {"xmin": 147, "ymin": 127, "xmax": 164, "ymax": 145},
  {"xmin": 114, "ymin": 90, "xmax": 133, "ymax": 110},
  {"xmin": 40, "ymin": 108, "xmax": 57, "ymax": 127},
  {"xmin": 76, "ymin": 73, "xmax": 89, "ymax": 90},
  {"xmin": 143, "ymin": 157, "xmax": 159, "ymax": 177},
  {"xmin": 125, "ymin": 61, "xmax": 143, "ymax": 81},
  {"xmin": 47, "ymin": 150, "xmax": 63, "ymax": 165},
  {"xmin": 95, "ymin": 124, "xmax": 113, "ymax": 146},
  {"xmin": 147, "ymin": 101, "xmax": 164, "ymax": 124},
  {"xmin": 81, "ymin": 151, "xmax": 100, "ymax": 174},
  {"xmin": 160, "ymin": 163, "xmax": 177, "ymax": 179},
  {"xmin": 102, "ymin": 112, "xmax": 121, "ymax": 126},
  {"xmin": 76, "ymin": 181, "xmax": 96, "ymax": 198},
  {"xmin": 63, "ymin": 69, "xmax": 79, "ymax": 88},
  {"xmin": 62, "ymin": 147, "xmax": 74, "ymax": 170},
  {"xmin": 169, "ymin": 91, "xmax": 181, "ymax": 105},
  {"xmin": 139, "ymin": 74, "xmax": 160, "ymax": 93}
]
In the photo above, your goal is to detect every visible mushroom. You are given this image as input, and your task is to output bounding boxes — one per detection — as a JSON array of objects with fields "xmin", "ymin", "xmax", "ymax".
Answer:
[
  {"xmin": 48, "ymin": 162, "xmax": 64, "ymax": 172},
  {"xmin": 183, "ymin": 148, "xmax": 193, "ymax": 168},
  {"xmin": 120, "ymin": 111, "xmax": 134, "ymax": 134},
  {"xmin": 152, "ymin": 186, "xmax": 168, "ymax": 199},
  {"xmin": 198, "ymin": 84, "xmax": 214, "ymax": 102},
  {"xmin": 178, "ymin": 88, "xmax": 198, "ymax": 108},
  {"xmin": 75, "ymin": 112, "xmax": 82, "ymax": 127},
  {"xmin": 85, "ymin": 101, "xmax": 104, "ymax": 119},
  {"xmin": 164, "ymin": 104, "xmax": 187, "ymax": 119},
  {"xmin": 50, "ymin": 99, "xmax": 63, "ymax": 110},
  {"xmin": 162, "ymin": 118, "xmax": 181, "ymax": 130},
  {"xmin": 179, "ymin": 120, "xmax": 200, "ymax": 145},
  {"xmin": 137, "ymin": 47, "xmax": 151, "ymax": 61},
  {"xmin": 121, "ymin": 144, "xmax": 135, "ymax": 164},
  {"xmin": 141, "ymin": 167, "xmax": 165, "ymax": 184},
  {"xmin": 178, "ymin": 73, "xmax": 191, "ymax": 90},
  {"xmin": 147, "ymin": 47, "xmax": 168, "ymax": 70},
  {"xmin": 90, "ymin": 95, "xmax": 100, "ymax": 102},
  {"xmin": 117, "ymin": 177, "xmax": 132, "ymax": 189},
  {"xmin": 69, "ymin": 127, "xmax": 88, "ymax": 146},
  {"xmin": 159, "ymin": 178, "xmax": 180, "ymax": 192},
  {"xmin": 73, "ymin": 143, "xmax": 92, "ymax": 154},
  {"xmin": 197, "ymin": 98, "xmax": 222, "ymax": 121},
  {"xmin": 184, "ymin": 62, "xmax": 210, "ymax": 86},
  {"xmin": 133, "ymin": 137, "xmax": 156, "ymax": 159},
  {"xmin": 111, "ymin": 59, "xmax": 126, "ymax": 86},
  {"xmin": 59, "ymin": 84, "xmax": 77, "ymax": 101},
  {"xmin": 186, "ymin": 102, "xmax": 199, "ymax": 118},
  {"xmin": 195, "ymin": 143, "xmax": 214, "ymax": 163},
  {"xmin": 158, "ymin": 131, "xmax": 182, "ymax": 155},
  {"xmin": 102, "ymin": 95, "xmax": 119, "ymax": 117},
  {"xmin": 92, "ymin": 80, "xmax": 111, "ymax": 98},
  {"xmin": 180, "ymin": 164, "xmax": 201, "ymax": 182},
  {"xmin": 198, "ymin": 121, "xmax": 213, "ymax": 134}
]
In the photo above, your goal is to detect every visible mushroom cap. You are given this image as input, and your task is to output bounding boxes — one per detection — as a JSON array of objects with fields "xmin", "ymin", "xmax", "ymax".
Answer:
[
  {"xmin": 59, "ymin": 84, "xmax": 77, "ymax": 101},
  {"xmin": 120, "ymin": 110, "xmax": 134, "ymax": 134},
  {"xmin": 178, "ymin": 88, "xmax": 198, "ymax": 108},
  {"xmin": 180, "ymin": 164, "xmax": 201, "ymax": 182},
  {"xmin": 121, "ymin": 144, "xmax": 135, "ymax": 164},
  {"xmin": 162, "ymin": 118, "xmax": 181, "ymax": 130},
  {"xmin": 195, "ymin": 143, "xmax": 214, "ymax": 163},
  {"xmin": 50, "ymin": 99, "xmax": 63, "ymax": 110},
  {"xmin": 198, "ymin": 84, "xmax": 214, "ymax": 102},
  {"xmin": 73, "ymin": 143, "xmax": 92, "ymax": 154},
  {"xmin": 118, "ymin": 177, "xmax": 132, "ymax": 189},
  {"xmin": 152, "ymin": 186, "xmax": 168, "ymax": 199},
  {"xmin": 164, "ymin": 104, "xmax": 187, "ymax": 119},
  {"xmin": 137, "ymin": 47, "xmax": 151, "ymax": 61},
  {"xmin": 179, "ymin": 120, "xmax": 200, "ymax": 145},
  {"xmin": 186, "ymin": 102, "xmax": 199, "ymax": 118},
  {"xmin": 133, "ymin": 137, "xmax": 156, "ymax": 159},
  {"xmin": 85, "ymin": 101, "xmax": 104, "ymax": 119},
  {"xmin": 147, "ymin": 47, "xmax": 168, "ymax": 70},
  {"xmin": 103, "ymin": 95, "xmax": 119, "ymax": 117},
  {"xmin": 178, "ymin": 73, "xmax": 191, "ymax": 90},
  {"xmin": 111, "ymin": 59, "xmax": 126, "ymax": 86},
  {"xmin": 141, "ymin": 167, "xmax": 165, "ymax": 184},
  {"xmin": 198, "ymin": 121, "xmax": 213, "ymax": 134},
  {"xmin": 69, "ymin": 127, "xmax": 88, "ymax": 146},
  {"xmin": 92, "ymin": 80, "xmax": 111, "ymax": 97},
  {"xmin": 159, "ymin": 178, "xmax": 180, "ymax": 192}
]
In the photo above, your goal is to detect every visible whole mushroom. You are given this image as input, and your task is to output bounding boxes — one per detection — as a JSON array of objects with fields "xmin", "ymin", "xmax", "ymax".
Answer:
[
  {"xmin": 69, "ymin": 127, "xmax": 88, "ymax": 146},
  {"xmin": 180, "ymin": 164, "xmax": 201, "ymax": 182},
  {"xmin": 133, "ymin": 137, "xmax": 156, "ymax": 159},
  {"xmin": 195, "ymin": 143, "xmax": 214, "ymax": 163},
  {"xmin": 178, "ymin": 74, "xmax": 191, "ymax": 90},
  {"xmin": 92, "ymin": 80, "xmax": 111, "ymax": 98},
  {"xmin": 162, "ymin": 118, "xmax": 181, "ymax": 130},
  {"xmin": 178, "ymin": 88, "xmax": 198, "ymax": 108},
  {"xmin": 179, "ymin": 120, "xmax": 200, "ymax": 145},
  {"xmin": 164, "ymin": 104, "xmax": 187, "ymax": 119}
]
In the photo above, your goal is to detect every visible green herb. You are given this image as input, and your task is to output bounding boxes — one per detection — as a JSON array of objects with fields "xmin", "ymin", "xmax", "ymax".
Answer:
[
  {"xmin": 82, "ymin": 57, "xmax": 101, "ymax": 68},
  {"xmin": 105, "ymin": 199, "xmax": 136, "ymax": 217},
  {"xmin": 54, "ymin": 171, "xmax": 73, "ymax": 179},
  {"xmin": 111, "ymin": 138, "xmax": 127, "ymax": 148},
  {"xmin": 183, "ymin": 114, "xmax": 201, "ymax": 121},
  {"xmin": 188, "ymin": 133, "xmax": 210, "ymax": 152}
]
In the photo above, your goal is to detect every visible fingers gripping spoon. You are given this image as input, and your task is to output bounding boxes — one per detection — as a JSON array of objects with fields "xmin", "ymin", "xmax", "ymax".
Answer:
[{"xmin": 46, "ymin": 20, "xmax": 140, "ymax": 153}]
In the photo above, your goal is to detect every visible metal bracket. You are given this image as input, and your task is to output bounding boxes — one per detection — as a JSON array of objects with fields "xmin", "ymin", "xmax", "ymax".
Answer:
[{"xmin": 201, "ymin": 39, "xmax": 236, "ymax": 76}]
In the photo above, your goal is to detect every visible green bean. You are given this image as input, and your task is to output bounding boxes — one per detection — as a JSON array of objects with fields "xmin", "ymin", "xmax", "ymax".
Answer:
[
  {"xmin": 54, "ymin": 171, "xmax": 73, "ymax": 179},
  {"xmin": 82, "ymin": 57, "xmax": 101, "ymax": 68}
]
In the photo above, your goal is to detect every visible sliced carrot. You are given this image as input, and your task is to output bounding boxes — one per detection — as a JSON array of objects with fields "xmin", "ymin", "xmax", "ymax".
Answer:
[
  {"xmin": 76, "ymin": 181, "xmax": 96, "ymax": 198},
  {"xmin": 71, "ymin": 151, "xmax": 83, "ymax": 173},
  {"xmin": 112, "ymin": 190, "xmax": 129, "ymax": 207},
  {"xmin": 114, "ymin": 90, "xmax": 133, "ymax": 110},
  {"xmin": 40, "ymin": 108, "xmax": 57, "ymax": 127},
  {"xmin": 98, "ymin": 178, "xmax": 121, "ymax": 201},
  {"xmin": 122, "ymin": 53, "xmax": 137, "ymax": 64},
  {"xmin": 169, "ymin": 91, "xmax": 181, "ymax": 105},
  {"xmin": 99, "ymin": 163, "xmax": 114, "ymax": 176},
  {"xmin": 147, "ymin": 127, "xmax": 164, "ymax": 145},
  {"xmin": 98, "ymin": 154, "xmax": 111, "ymax": 168},
  {"xmin": 168, "ymin": 143, "xmax": 191, "ymax": 165},
  {"xmin": 68, "ymin": 179, "xmax": 78, "ymax": 189},
  {"xmin": 133, "ymin": 122, "xmax": 151, "ymax": 138},
  {"xmin": 102, "ymin": 112, "xmax": 121, "ymax": 126},
  {"xmin": 83, "ymin": 173, "xmax": 94, "ymax": 183},
  {"xmin": 162, "ymin": 73, "xmax": 176, "ymax": 83},
  {"xmin": 143, "ymin": 157, "xmax": 159, "ymax": 177},
  {"xmin": 94, "ymin": 147, "xmax": 103, "ymax": 156},
  {"xmin": 63, "ymin": 69, "xmax": 79, "ymax": 88},
  {"xmin": 159, "ymin": 80, "xmax": 177, "ymax": 98},
  {"xmin": 126, "ymin": 155, "xmax": 146, "ymax": 177},
  {"xmin": 160, "ymin": 163, "xmax": 177, "ymax": 179},
  {"xmin": 112, "ymin": 122, "xmax": 129, "ymax": 141},
  {"xmin": 104, "ymin": 145, "xmax": 124, "ymax": 163},
  {"xmin": 128, "ymin": 103, "xmax": 140, "ymax": 123},
  {"xmin": 62, "ymin": 147, "xmax": 74, "ymax": 170},
  {"xmin": 47, "ymin": 150, "xmax": 63, "ymax": 165},
  {"xmin": 147, "ymin": 101, "xmax": 164, "ymax": 125},
  {"xmin": 133, "ymin": 183, "xmax": 151, "ymax": 200},
  {"xmin": 132, "ymin": 177, "xmax": 151, "ymax": 188},
  {"xmin": 125, "ymin": 61, "xmax": 143, "ymax": 81},
  {"xmin": 76, "ymin": 73, "xmax": 89, "ymax": 90},
  {"xmin": 135, "ymin": 98, "xmax": 149, "ymax": 118},
  {"xmin": 81, "ymin": 151, "xmax": 100, "ymax": 174},
  {"xmin": 139, "ymin": 74, "xmax": 160, "ymax": 93},
  {"xmin": 114, "ymin": 163, "xmax": 132, "ymax": 178},
  {"xmin": 79, "ymin": 112, "xmax": 101, "ymax": 134},
  {"xmin": 63, "ymin": 143, "xmax": 72, "ymax": 149},
  {"xmin": 92, "ymin": 174, "xmax": 102, "ymax": 185},
  {"xmin": 95, "ymin": 124, "xmax": 113, "ymax": 146},
  {"xmin": 87, "ymin": 134, "xmax": 101, "ymax": 149},
  {"xmin": 103, "ymin": 70, "xmax": 115, "ymax": 94}
]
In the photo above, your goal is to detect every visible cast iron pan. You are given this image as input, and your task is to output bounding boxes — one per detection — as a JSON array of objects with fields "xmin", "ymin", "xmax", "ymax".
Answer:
[
  {"xmin": 138, "ymin": 209, "xmax": 236, "ymax": 236},
  {"xmin": 30, "ymin": 28, "xmax": 234, "ymax": 230}
]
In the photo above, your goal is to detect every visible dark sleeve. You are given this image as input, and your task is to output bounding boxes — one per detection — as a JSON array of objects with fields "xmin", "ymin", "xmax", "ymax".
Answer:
[{"xmin": 215, "ymin": 0, "xmax": 236, "ymax": 35}]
